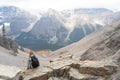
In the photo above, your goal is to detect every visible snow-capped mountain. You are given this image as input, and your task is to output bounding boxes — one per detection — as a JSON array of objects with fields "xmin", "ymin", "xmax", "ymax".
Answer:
[
  {"xmin": 0, "ymin": 6, "xmax": 37, "ymax": 39},
  {"xmin": 15, "ymin": 8, "xmax": 120, "ymax": 50},
  {"xmin": 1, "ymin": 6, "xmax": 120, "ymax": 50}
]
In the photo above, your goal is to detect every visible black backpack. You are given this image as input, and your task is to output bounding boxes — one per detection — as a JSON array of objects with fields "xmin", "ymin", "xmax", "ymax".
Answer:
[{"xmin": 31, "ymin": 56, "xmax": 40, "ymax": 68}]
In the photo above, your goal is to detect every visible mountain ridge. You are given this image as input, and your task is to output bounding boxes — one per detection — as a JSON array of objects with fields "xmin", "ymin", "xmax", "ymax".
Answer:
[
  {"xmin": 15, "ymin": 7, "xmax": 120, "ymax": 50},
  {"xmin": 0, "ymin": 6, "xmax": 120, "ymax": 50}
]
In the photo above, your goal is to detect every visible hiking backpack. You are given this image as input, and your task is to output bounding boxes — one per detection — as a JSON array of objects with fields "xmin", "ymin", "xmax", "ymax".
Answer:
[{"xmin": 31, "ymin": 56, "xmax": 40, "ymax": 68}]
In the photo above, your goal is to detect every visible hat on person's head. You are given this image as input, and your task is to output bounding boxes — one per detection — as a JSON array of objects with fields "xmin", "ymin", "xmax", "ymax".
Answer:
[{"xmin": 29, "ymin": 50, "xmax": 33, "ymax": 55}]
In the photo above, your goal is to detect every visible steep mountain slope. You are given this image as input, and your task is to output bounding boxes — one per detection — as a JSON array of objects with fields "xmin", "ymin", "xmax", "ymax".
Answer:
[
  {"xmin": 16, "ymin": 8, "xmax": 120, "ymax": 50},
  {"xmin": 49, "ymin": 19, "xmax": 120, "ymax": 62},
  {"xmin": 0, "ymin": 6, "xmax": 37, "ymax": 39},
  {"xmin": 14, "ymin": 19, "xmax": 120, "ymax": 80},
  {"xmin": 0, "ymin": 46, "xmax": 28, "ymax": 67},
  {"xmin": 16, "ymin": 16, "xmax": 68, "ymax": 50}
]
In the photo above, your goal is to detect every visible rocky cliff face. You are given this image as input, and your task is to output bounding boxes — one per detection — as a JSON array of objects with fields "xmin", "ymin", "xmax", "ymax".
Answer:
[{"xmin": 13, "ymin": 19, "xmax": 120, "ymax": 80}]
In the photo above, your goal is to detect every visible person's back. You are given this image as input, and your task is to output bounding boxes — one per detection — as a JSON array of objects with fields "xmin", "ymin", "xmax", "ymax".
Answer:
[
  {"xmin": 27, "ymin": 50, "xmax": 40, "ymax": 69},
  {"xmin": 31, "ymin": 54, "xmax": 39, "ymax": 68}
]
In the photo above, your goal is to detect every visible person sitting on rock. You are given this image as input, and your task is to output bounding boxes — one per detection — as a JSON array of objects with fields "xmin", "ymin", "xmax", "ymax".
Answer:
[{"xmin": 27, "ymin": 50, "xmax": 40, "ymax": 69}]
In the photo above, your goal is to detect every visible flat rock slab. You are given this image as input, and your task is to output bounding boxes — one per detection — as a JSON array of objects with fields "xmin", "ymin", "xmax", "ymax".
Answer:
[
  {"xmin": 0, "ymin": 64, "xmax": 21, "ymax": 80},
  {"xmin": 16, "ymin": 59, "xmax": 118, "ymax": 80}
]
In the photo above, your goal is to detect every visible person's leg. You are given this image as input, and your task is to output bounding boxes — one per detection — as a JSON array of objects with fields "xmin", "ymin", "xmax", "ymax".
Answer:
[{"xmin": 27, "ymin": 59, "xmax": 32, "ymax": 69}]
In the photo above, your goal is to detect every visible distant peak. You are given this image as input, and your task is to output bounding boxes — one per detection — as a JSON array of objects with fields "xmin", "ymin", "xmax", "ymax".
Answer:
[
  {"xmin": 44, "ymin": 8, "xmax": 59, "ymax": 16},
  {"xmin": 74, "ymin": 8, "xmax": 113, "ymax": 13},
  {"xmin": 47, "ymin": 8, "xmax": 58, "ymax": 14},
  {"xmin": 0, "ymin": 6, "xmax": 19, "ymax": 10}
]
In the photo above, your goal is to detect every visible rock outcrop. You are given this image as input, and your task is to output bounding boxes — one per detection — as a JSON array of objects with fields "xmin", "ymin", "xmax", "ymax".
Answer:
[
  {"xmin": 0, "ymin": 64, "xmax": 21, "ymax": 80},
  {"xmin": 14, "ymin": 59, "xmax": 118, "ymax": 80}
]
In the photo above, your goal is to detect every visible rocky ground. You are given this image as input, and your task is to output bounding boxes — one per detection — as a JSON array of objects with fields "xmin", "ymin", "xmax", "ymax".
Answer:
[{"xmin": 15, "ymin": 59, "xmax": 118, "ymax": 80}]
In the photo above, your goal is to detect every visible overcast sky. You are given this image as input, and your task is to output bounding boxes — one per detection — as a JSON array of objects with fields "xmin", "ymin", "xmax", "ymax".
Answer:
[{"xmin": 0, "ymin": 0, "xmax": 120, "ymax": 12}]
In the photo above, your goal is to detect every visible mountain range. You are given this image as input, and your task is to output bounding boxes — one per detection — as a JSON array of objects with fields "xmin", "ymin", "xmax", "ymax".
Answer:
[
  {"xmin": 0, "ymin": 6, "xmax": 120, "ymax": 80},
  {"xmin": 0, "ymin": 6, "xmax": 120, "ymax": 50}
]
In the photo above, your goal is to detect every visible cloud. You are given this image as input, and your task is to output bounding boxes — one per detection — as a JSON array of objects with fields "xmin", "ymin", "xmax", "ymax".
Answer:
[{"xmin": 0, "ymin": 0, "xmax": 120, "ymax": 11}]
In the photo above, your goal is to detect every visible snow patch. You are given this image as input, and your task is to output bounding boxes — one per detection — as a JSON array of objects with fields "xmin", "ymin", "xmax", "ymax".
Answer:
[
  {"xmin": 49, "ymin": 36, "xmax": 58, "ymax": 44},
  {"xmin": 22, "ymin": 17, "xmax": 40, "ymax": 32}
]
